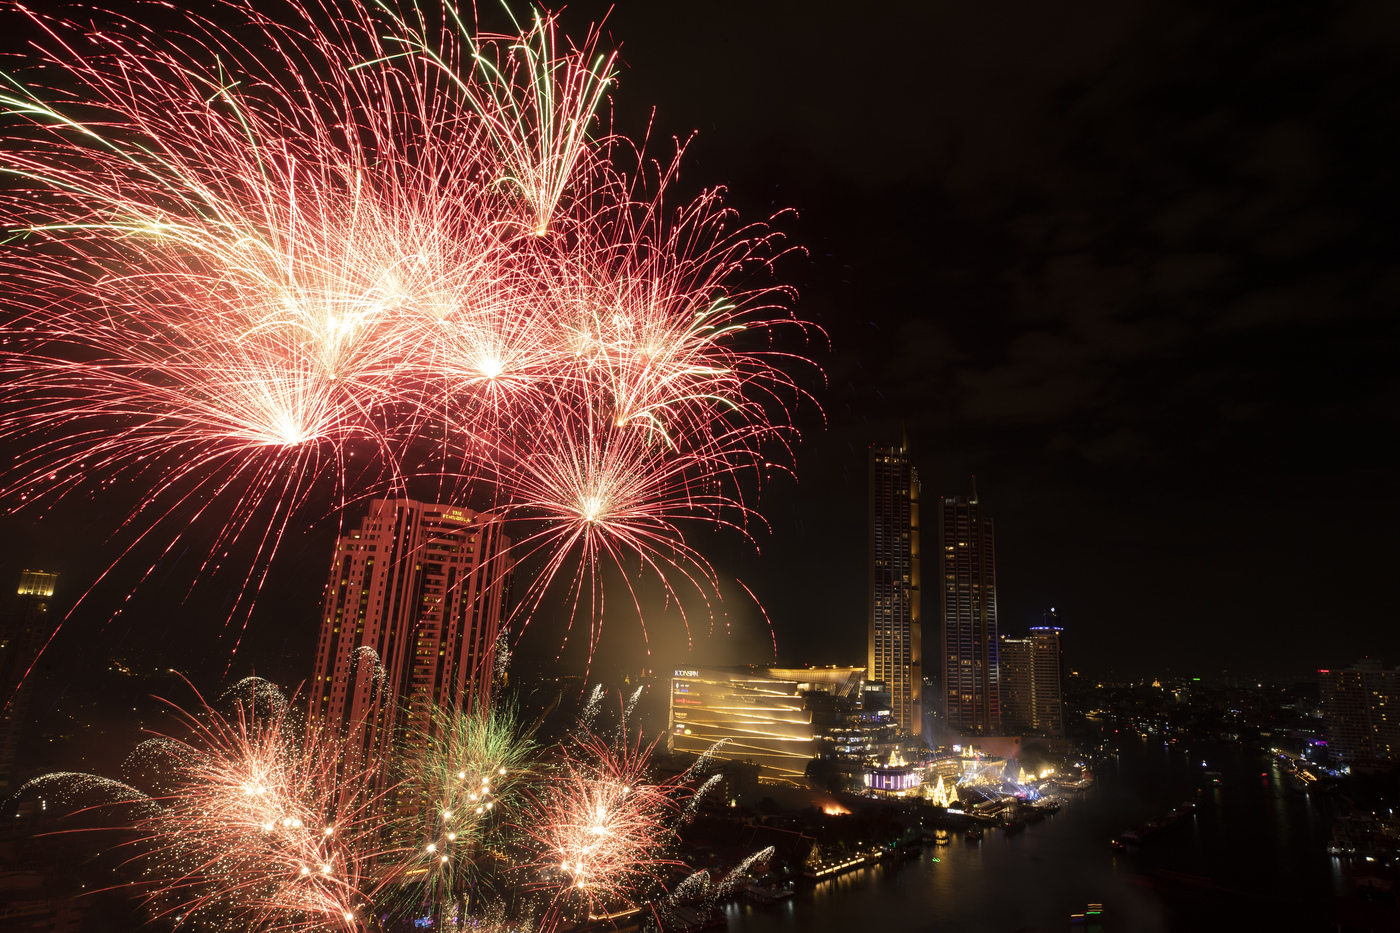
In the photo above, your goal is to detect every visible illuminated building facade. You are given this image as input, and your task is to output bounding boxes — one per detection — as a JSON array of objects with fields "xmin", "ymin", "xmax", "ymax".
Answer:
[
  {"xmin": 821, "ymin": 684, "xmax": 899, "ymax": 760},
  {"xmin": 868, "ymin": 440, "xmax": 921, "ymax": 736},
  {"xmin": 669, "ymin": 668, "xmax": 842, "ymax": 778},
  {"xmin": 938, "ymin": 488, "xmax": 1000, "ymax": 734},
  {"xmin": 1321, "ymin": 660, "xmax": 1400, "ymax": 771},
  {"xmin": 309, "ymin": 499, "xmax": 512, "ymax": 785},
  {"xmin": 864, "ymin": 765, "xmax": 921, "ymax": 794},
  {"xmin": 0, "ymin": 570, "xmax": 57, "ymax": 789}
]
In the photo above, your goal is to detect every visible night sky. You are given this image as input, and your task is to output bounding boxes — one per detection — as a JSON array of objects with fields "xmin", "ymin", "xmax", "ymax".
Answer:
[{"xmin": 4, "ymin": 0, "xmax": 1400, "ymax": 716}]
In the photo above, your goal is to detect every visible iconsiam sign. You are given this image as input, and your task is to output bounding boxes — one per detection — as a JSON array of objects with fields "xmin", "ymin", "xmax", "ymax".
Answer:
[{"xmin": 0, "ymin": 0, "xmax": 817, "ymax": 666}]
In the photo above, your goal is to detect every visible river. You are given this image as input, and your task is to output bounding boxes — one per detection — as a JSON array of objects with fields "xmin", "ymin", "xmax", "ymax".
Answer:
[{"xmin": 721, "ymin": 735, "xmax": 1345, "ymax": 932}]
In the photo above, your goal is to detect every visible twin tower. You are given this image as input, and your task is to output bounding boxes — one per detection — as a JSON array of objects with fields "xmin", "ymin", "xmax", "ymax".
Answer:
[{"xmin": 869, "ymin": 441, "xmax": 1000, "ymax": 739}]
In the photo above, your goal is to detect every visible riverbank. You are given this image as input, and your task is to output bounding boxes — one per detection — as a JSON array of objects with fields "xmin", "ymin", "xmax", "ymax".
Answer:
[{"xmin": 716, "ymin": 735, "xmax": 1342, "ymax": 932}]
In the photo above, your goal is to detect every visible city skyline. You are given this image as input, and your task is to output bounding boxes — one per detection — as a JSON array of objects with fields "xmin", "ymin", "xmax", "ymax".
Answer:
[
  {"xmin": 0, "ymin": 2, "xmax": 1394, "ymax": 931},
  {"xmin": 1, "ymin": 0, "xmax": 1398, "ymax": 696}
]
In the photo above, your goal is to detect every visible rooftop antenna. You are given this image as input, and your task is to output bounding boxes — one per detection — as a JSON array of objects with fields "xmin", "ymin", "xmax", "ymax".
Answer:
[{"xmin": 971, "ymin": 474, "xmax": 978, "ymax": 504}]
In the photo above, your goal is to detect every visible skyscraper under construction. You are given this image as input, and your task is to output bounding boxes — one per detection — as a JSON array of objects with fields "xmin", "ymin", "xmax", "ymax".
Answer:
[
  {"xmin": 868, "ymin": 439, "xmax": 921, "ymax": 737},
  {"xmin": 309, "ymin": 498, "xmax": 512, "ymax": 784}
]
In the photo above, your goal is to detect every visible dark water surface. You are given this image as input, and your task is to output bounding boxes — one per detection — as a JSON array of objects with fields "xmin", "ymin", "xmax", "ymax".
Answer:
[{"xmin": 723, "ymin": 737, "xmax": 1344, "ymax": 932}]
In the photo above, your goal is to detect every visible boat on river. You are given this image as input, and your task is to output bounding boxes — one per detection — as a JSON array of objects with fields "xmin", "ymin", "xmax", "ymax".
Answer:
[{"xmin": 1114, "ymin": 801, "xmax": 1195, "ymax": 847}]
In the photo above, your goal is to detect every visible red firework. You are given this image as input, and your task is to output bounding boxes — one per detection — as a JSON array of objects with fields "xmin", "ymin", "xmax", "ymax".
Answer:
[{"xmin": 0, "ymin": 0, "xmax": 818, "ymax": 678}]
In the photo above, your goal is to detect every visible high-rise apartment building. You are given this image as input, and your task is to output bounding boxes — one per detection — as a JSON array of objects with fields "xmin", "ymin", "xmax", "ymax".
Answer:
[
  {"xmin": 998, "ymin": 636, "xmax": 1033, "ymax": 733},
  {"xmin": 0, "ymin": 570, "xmax": 57, "ymax": 790},
  {"xmin": 309, "ymin": 499, "xmax": 512, "ymax": 784},
  {"xmin": 939, "ymin": 488, "xmax": 999, "ymax": 734},
  {"xmin": 1321, "ymin": 659, "xmax": 1400, "ymax": 771},
  {"xmin": 868, "ymin": 441, "xmax": 921, "ymax": 736},
  {"xmin": 1029, "ymin": 620, "xmax": 1065, "ymax": 738}
]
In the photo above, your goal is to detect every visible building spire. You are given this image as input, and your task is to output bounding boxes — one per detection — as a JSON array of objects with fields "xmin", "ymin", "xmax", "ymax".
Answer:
[{"xmin": 971, "ymin": 473, "xmax": 979, "ymax": 504}]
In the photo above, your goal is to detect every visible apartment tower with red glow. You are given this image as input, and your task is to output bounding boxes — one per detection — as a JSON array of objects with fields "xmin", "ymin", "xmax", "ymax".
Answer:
[{"xmin": 309, "ymin": 498, "xmax": 511, "ymax": 781}]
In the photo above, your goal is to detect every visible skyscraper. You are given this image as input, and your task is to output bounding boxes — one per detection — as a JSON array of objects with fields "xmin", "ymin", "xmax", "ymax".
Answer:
[
  {"xmin": 998, "ymin": 635, "xmax": 1034, "ymax": 733},
  {"xmin": 1321, "ymin": 659, "xmax": 1400, "ymax": 771},
  {"xmin": 868, "ymin": 440, "xmax": 921, "ymax": 736},
  {"xmin": 0, "ymin": 570, "xmax": 57, "ymax": 790},
  {"xmin": 309, "ymin": 499, "xmax": 512, "ymax": 784},
  {"xmin": 1029, "ymin": 618, "xmax": 1065, "ymax": 738},
  {"xmin": 939, "ymin": 487, "xmax": 1000, "ymax": 734}
]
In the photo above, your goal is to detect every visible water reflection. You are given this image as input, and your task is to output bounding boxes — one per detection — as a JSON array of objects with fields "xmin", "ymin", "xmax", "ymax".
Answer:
[{"xmin": 722, "ymin": 737, "xmax": 1339, "ymax": 932}]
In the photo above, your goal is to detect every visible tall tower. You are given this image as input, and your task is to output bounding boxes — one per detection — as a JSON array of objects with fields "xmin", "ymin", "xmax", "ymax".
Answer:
[
  {"xmin": 999, "ymin": 615, "xmax": 1065, "ymax": 737},
  {"xmin": 309, "ymin": 499, "xmax": 512, "ymax": 784},
  {"xmin": 939, "ymin": 487, "xmax": 999, "ymax": 734},
  {"xmin": 1030, "ymin": 612, "xmax": 1065, "ymax": 738},
  {"xmin": 1321, "ymin": 659, "xmax": 1400, "ymax": 770},
  {"xmin": 0, "ymin": 570, "xmax": 58, "ymax": 790},
  {"xmin": 868, "ymin": 439, "xmax": 921, "ymax": 737},
  {"xmin": 998, "ymin": 635, "xmax": 1033, "ymax": 733}
]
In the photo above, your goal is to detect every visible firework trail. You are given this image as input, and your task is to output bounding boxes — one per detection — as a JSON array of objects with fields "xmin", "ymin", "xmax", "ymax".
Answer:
[
  {"xmin": 578, "ymin": 683, "xmax": 605, "ymax": 731},
  {"xmin": 679, "ymin": 772, "xmax": 723, "ymax": 823},
  {"xmin": 8, "ymin": 771, "xmax": 156, "ymax": 817},
  {"xmin": 652, "ymin": 843, "xmax": 772, "ymax": 929},
  {"xmin": 622, "ymin": 684, "xmax": 645, "ymax": 721}
]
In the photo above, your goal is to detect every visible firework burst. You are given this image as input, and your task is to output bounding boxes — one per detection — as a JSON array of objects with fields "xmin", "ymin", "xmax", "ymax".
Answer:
[
  {"xmin": 0, "ymin": 0, "xmax": 480, "ymax": 654},
  {"xmin": 0, "ymin": 0, "xmax": 816, "ymax": 680},
  {"xmin": 123, "ymin": 680, "xmax": 390, "ymax": 932},
  {"xmin": 386, "ymin": 702, "xmax": 537, "ymax": 914},
  {"xmin": 515, "ymin": 725, "xmax": 693, "ymax": 925}
]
